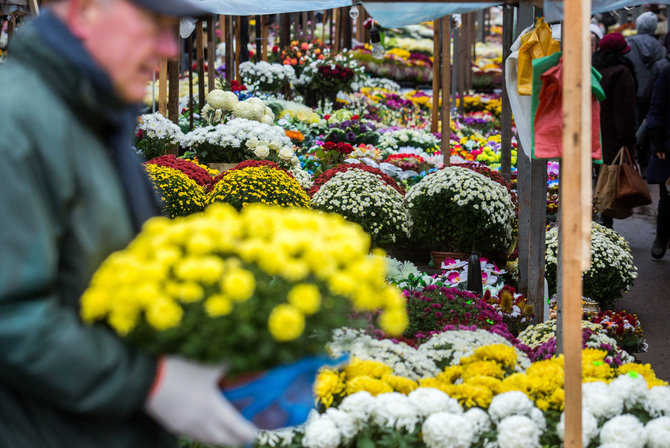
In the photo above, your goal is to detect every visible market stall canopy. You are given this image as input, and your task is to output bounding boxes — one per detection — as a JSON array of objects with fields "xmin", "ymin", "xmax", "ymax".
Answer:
[
  {"xmin": 544, "ymin": 0, "xmax": 670, "ymax": 22},
  {"xmin": 360, "ymin": 2, "xmax": 500, "ymax": 28},
  {"xmin": 181, "ymin": 0, "xmax": 352, "ymax": 15}
]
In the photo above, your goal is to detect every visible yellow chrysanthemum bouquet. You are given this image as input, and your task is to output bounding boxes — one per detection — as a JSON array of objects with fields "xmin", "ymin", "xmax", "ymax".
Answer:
[
  {"xmin": 81, "ymin": 203, "xmax": 406, "ymax": 372},
  {"xmin": 80, "ymin": 203, "xmax": 407, "ymax": 428}
]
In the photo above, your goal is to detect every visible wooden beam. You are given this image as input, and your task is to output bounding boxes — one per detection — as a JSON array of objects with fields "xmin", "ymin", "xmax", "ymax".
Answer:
[
  {"xmin": 431, "ymin": 18, "xmax": 441, "ymax": 134},
  {"xmin": 562, "ymin": 0, "xmax": 591, "ymax": 446},
  {"xmin": 500, "ymin": 4, "xmax": 513, "ymax": 182},
  {"xmin": 207, "ymin": 16, "xmax": 216, "ymax": 92},
  {"xmin": 235, "ymin": 16, "xmax": 242, "ymax": 81},
  {"xmin": 529, "ymin": 158, "xmax": 548, "ymax": 322},
  {"xmin": 27, "ymin": 0, "xmax": 39, "ymax": 15},
  {"xmin": 440, "ymin": 15, "xmax": 451, "ymax": 165},
  {"xmin": 196, "ymin": 20, "xmax": 206, "ymax": 110},
  {"xmin": 158, "ymin": 58, "xmax": 168, "ymax": 117},
  {"xmin": 261, "ymin": 15, "xmax": 269, "ymax": 61},
  {"xmin": 334, "ymin": 8, "xmax": 341, "ymax": 54},
  {"xmin": 167, "ymin": 58, "xmax": 180, "ymax": 127},
  {"xmin": 188, "ymin": 35, "xmax": 195, "ymax": 130}
]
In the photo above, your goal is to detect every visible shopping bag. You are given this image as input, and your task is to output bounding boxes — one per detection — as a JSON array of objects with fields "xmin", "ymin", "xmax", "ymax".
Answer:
[
  {"xmin": 595, "ymin": 157, "xmax": 633, "ymax": 219},
  {"xmin": 615, "ymin": 147, "xmax": 652, "ymax": 208},
  {"xmin": 517, "ymin": 17, "xmax": 561, "ymax": 95}
]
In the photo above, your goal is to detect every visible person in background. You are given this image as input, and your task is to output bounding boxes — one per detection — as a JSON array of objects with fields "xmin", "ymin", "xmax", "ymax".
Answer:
[
  {"xmin": 0, "ymin": 0, "xmax": 257, "ymax": 446},
  {"xmin": 591, "ymin": 21, "xmax": 604, "ymax": 54},
  {"xmin": 626, "ymin": 11, "xmax": 667, "ymax": 169},
  {"xmin": 645, "ymin": 64, "xmax": 670, "ymax": 259},
  {"xmin": 592, "ymin": 32, "xmax": 638, "ymax": 228}
]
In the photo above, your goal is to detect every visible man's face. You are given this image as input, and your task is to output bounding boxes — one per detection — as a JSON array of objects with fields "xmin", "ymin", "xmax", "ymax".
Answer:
[{"xmin": 83, "ymin": 0, "xmax": 179, "ymax": 103}]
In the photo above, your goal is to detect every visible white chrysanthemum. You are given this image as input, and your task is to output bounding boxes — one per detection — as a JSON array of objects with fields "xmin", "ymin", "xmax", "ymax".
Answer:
[
  {"xmin": 302, "ymin": 413, "xmax": 341, "ymax": 448},
  {"xmin": 325, "ymin": 408, "xmax": 359, "ymax": 443},
  {"xmin": 556, "ymin": 409, "xmax": 599, "ymax": 447},
  {"xmin": 646, "ymin": 417, "xmax": 670, "ymax": 448},
  {"xmin": 408, "ymin": 387, "xmax": 462, "ymax": 417},
  {"xmin": 598, "ymin": 444, "xmax": 628, "ymax": 448},
  {"xmin": 261, "ymin": 115, "xmax": 274, "ymax": 125},
  {"xmin": 464, "ymin": 408, "xmax": 491, "ymax": 436},
  {"xmin": 339, "ymin": 391, "xmax": 375, "ymax": 423},
  {"xmin": 529, "ymin": 408, "xmax": 546, "ymax": 433},
  {"xmin": 371, "ymin": 392, "xmax": 420, "ymax": 432},
  {"xmin": 256, "ymin": 427, "xmax": 298, "ymax": 447},
  {"xmin": 206, "ymin": 89, "xmax": 238, "ymax": 110},
  {"xmin": 609, "ymin": 374, "xmax": 649, "ymax": 408},
  {"xmin": 644, "ymin": 386, "xmax": 670, "ymax": 417},
  {"xmin": 496, "ymin": 415, "xmax": 540, "ymax": 448},
  {"xmin": 233, "ymin": 100, "xmax": 265, "ymax": 121},
  {"xmin": 488, "ymin": 391, "xmax": 534, "ymax": 422},
  {"xmin": 599, "ymin": 414, "xmax": 646, "ymax": 448},
  {"xmin": 583, "ymin": 381, "xmax": 624, "ymax": 420},
  {"xmin": 422, "ymin": 412, "xmax": 474, "ymax": 448}
]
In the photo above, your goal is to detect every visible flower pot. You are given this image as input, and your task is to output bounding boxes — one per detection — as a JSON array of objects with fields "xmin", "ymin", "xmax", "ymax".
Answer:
[
  {"xmin": 430, "ymin": 251, "xmax": 471, "ymax": 270},
  {"xmin": 207, "ymin": 162, "xmax": 237, "ymax": 173},
  {"xmin": 221, "ymin": 356, "xmax": 346, "ymax": 430}
]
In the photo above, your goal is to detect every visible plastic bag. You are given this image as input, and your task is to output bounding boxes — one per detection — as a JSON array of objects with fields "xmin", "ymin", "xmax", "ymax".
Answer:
[{"xmin": 517, "ymin": 17, "xmax": 561, "ymax": 96}]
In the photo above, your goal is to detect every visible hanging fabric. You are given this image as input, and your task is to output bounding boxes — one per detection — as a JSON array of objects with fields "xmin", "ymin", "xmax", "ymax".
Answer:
[
  {"xmin": 531, "ymin": 52, "xmax": 605, "ymax": 160},
  {"xmin": 517, "ymin": 17, "xmax": 561, "ymax": 96}
]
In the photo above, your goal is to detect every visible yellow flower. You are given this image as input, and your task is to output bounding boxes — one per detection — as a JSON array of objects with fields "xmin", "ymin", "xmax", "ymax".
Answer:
[
  {"xmin": 314, "ymin": 369, "xmax": 345, "ymax": 408},
  {"xmin": 346, "ymin": 376, "xmax": 393, "ymax": 396},
  {"xmin": 205, "ymin": 294, "xmax": 233, "ymax": 317},
  {"xmin": 465, "ymin": 375, "xmax": 503, "ymax": 395},
  {"xmin": 617, "ymin": 363, "xmax": 668, "ymax": 387},
  {"xmin": 418, "ymin": 378, "xmax": 456, "ymax": 395},
  {"xmin": 288, "ymin": 284, "xmax": 321, "ymax": 315},
  {"xmin": 80, "ymin": 289, "xmax": 110, "ymax": 322},
  {"xmin": 461, "ymin": 361, "xmax": 505, "ymax": 381},
  {"xmin": 221, "ymin": 268, "xmax": 255, "ymax": 302},
  {"xmin": 344, "ymin": 358, "xmax": 393, "ymax": 379},
  {"xmin": 382, "ymin": 373, "xmax": 418, "ymax": 394},
  {"xmin": 146, "ymin": 297, "xmax": 183, "ymax": 330},
  {"xmin": 267, "ymin": 304, "xmax": 304, "ymax": 342},
  {"xmin": 450, "ymin": 384, "xmax": 493, "ymax": 408},
  {"xmin": 461, "ymin": 344, "xmax": 517, "ymax": 371},
  {"xmin": 108, "ymin": 307, "xmax": 139, "ymax": 336},
  {"xmin": 167, "ymin": 281, "xmax": 204, "ymax": 303},
  {"xmin": 500, "ymin": 372, "xmax": 529, "ymax": 394},
  {"xmin": 378, "ymin": 307, "xmax": 409, "ymax": 336},
  {"xmin": 436, "ymin": 366, "xmax": 463, "ymax": 384},
  {"xmin": 582, "ymin": 349, "xmax": 614, "ymax": 380}
]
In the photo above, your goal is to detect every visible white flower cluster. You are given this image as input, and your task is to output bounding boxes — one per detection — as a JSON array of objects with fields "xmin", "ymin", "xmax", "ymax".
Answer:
[
  {"xmin": 351, "ymin": 76, "xmax": 401, "ymax": 92},
  {"xmin": 201, "ymin": 90, "xmax": 276, "ymax": 125},
  {"xmin": 181, "ymin": 117, "xmax": 297, "ymax": 165},
  {"xmin": 239, "ymin": 61, "xmax": 296, "ymax": 93},
  {"xmin": 288, "ymin": 166, "xmax": 313, "ymax": 189},
  {"xmin": 136, "ymin": 112, "xmax": 183, "ymax": 143},
  {"xmin": 327, "ymin": 328, "xmax": 531, "ymax": 381},
  {"xmin": 310, "ymin": 169, "xmax": 409, "ymax": 244},
  {"xmin": 545, "ymin": 222, "xmax": 637, "ymax": 301},
  {"xmin": 405, "ymin": 166, "xmax": 515, "ymax": 251},
  {"xmin": 377, "ymin": 128, "xmax": 439, "ymax": 152},
  {"xmin": 256, "ymin": 389, "xmax": 549, "ymax": 448},
  {"xmin": 385, "ymin": 257, "xmax": 423, "ymax": 284}
]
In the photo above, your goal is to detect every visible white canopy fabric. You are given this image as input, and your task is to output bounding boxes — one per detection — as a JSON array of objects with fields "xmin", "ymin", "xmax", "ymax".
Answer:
[
  {"xmin": 193, "ymin": 0, "xmax": 352, "ymax": 15},
  {"xmin": 361, "ymin": 2, "xmax": 500, "ymax": 28},
  {"xmin": 544, "ymin": 0, "xmax": 670, "ymax": 22}
]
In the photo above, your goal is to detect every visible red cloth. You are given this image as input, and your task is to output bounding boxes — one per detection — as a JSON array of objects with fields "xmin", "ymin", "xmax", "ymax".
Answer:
[{"xmin": 533, "ymin": 61, "xmax": 602, "ymax": 160}]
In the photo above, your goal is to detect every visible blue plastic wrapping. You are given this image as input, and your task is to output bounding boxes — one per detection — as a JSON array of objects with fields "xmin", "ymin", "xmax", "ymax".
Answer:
[
  {"xmin": 544, "ymin": 0, "xmax": 670, "ymax": 23},
  {"xmin": 361, "ymin": 2, "xmax": 500, "ymax": 28},
  {"xmin": 181, "ymin": 0, "xmax": 353, "ymax": 15},
  {"xmin": 222, "ymin": 356, "xmax": 347, "ymax": 430}
]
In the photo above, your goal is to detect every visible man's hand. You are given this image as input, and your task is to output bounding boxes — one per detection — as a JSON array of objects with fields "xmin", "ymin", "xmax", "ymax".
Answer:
[
  {"xmin": 145, "ymin": 357, "xmax": 257, "ymax": 445},
  {"xmin": 657, "ymin": 152, "xmax": 667, "ymax": 160}
]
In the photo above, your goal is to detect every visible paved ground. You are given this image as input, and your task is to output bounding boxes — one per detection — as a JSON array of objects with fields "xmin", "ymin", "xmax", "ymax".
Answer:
[{"xmin": 613, "ymin": 186, "xmax": 670, "ymax": 381}]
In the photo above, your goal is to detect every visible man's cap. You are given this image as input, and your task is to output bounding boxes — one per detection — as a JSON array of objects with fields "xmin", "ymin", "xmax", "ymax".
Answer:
[
  {"xmin": 598, "ymin": 32, "xmax": 631, "ymax": 53},
  {"xmin": 131, "ymin": 0, "xmax": 210, "ymax": 18}
]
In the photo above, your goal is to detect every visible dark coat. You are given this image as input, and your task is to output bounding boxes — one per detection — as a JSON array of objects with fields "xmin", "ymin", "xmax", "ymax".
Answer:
[
  {"xmin": 0, "ymin": 12, "xmax": 174, "ymax": 448},
  {"xmin": 592, "ymin": 54, "xmax": 637, "ymax": 164},
  {"xmin": 646, "ymin": 65, "xmax": 670, "ymax": 184}
]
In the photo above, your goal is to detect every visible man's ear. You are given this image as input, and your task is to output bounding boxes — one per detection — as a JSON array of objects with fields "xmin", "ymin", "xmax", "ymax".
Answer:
[{"xmin": 61, "ymin": 0, "xmax": 104, "ymax": 39}]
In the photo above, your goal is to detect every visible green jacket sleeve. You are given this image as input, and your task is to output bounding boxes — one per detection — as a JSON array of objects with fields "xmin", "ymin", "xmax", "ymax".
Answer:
[{"xmin": 0, "ymin": 129, "xmax": 157, "ymax": 418}]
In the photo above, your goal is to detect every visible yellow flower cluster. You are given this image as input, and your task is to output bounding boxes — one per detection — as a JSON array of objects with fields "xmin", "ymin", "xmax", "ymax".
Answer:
[
  {"xmin": 81, "ymin": 203, "xmax": 407, "ymax": 345},
  {"xmin": 315, "ymin": 345, "xmax": 667, "ymax": 413},
  {"xmin": 207, "ymin": 166, "xmax": 310, "ymax": 210},
  {"xmin": 144, "ymin": 164, "xmax": 206, "ymax": 218}
]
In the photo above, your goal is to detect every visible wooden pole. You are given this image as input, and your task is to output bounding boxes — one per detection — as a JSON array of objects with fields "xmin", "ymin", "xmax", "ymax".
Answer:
[
  {"xmin": 562, "ymin": 0, "xmax": 591, "ymax": 445},
  {"xmin": 224, "ymin": 16, "xmax": 234, "ymax": 82},
  {"xmin": 431, "ymin": 18, "xmax": 441, "ymax": 134},
  {"xmin": 27, "ymin": 0, "xmax": 39, "ymax": 15},
  {"xmin": 334, "ymin": 8, "xmax": 341, "ymax": 54},
  {"xmin": 280, "ymin": 13, "xmax": 291, "ymax": 50},
  {"xmin": 343, "ymin": 7, "xmax": 353, "ymax": 50},
  {"xmin": 261, "ymin": 15, "xmax": 269, "ymax": 61},
  {"xmin": 158, "ymin": 58, "xmax": 168, "ymax": 117},
  {"xmin": 500, "ymin": 4, "xmax": 513, "ymax": 183},
  {"xmin": 207, "ymin": 16, "xmax": 216, "ymax": 92},
  {"xmin": 167, "ymin": 59, "xmax": 180, "ymax": 126},
  {"xmin": 196, "ymin": 20, "xmax": 206, "ymax": 110},
  {"xmin": 188, "ymin": 35, "xmax": 195, "ymax": 130},
  {"xmin": 235, "ymin": 16, "xmax": 242, "ymax": 81},
  {"xmin": 440, "ymin": 15, "xmax": 451, "ymax": 165}
]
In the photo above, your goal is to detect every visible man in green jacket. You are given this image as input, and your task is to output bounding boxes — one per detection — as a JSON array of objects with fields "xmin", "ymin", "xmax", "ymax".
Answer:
[{"xmin": 0, "ymin": 0, "xmax": 257, "ymax": 446}]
